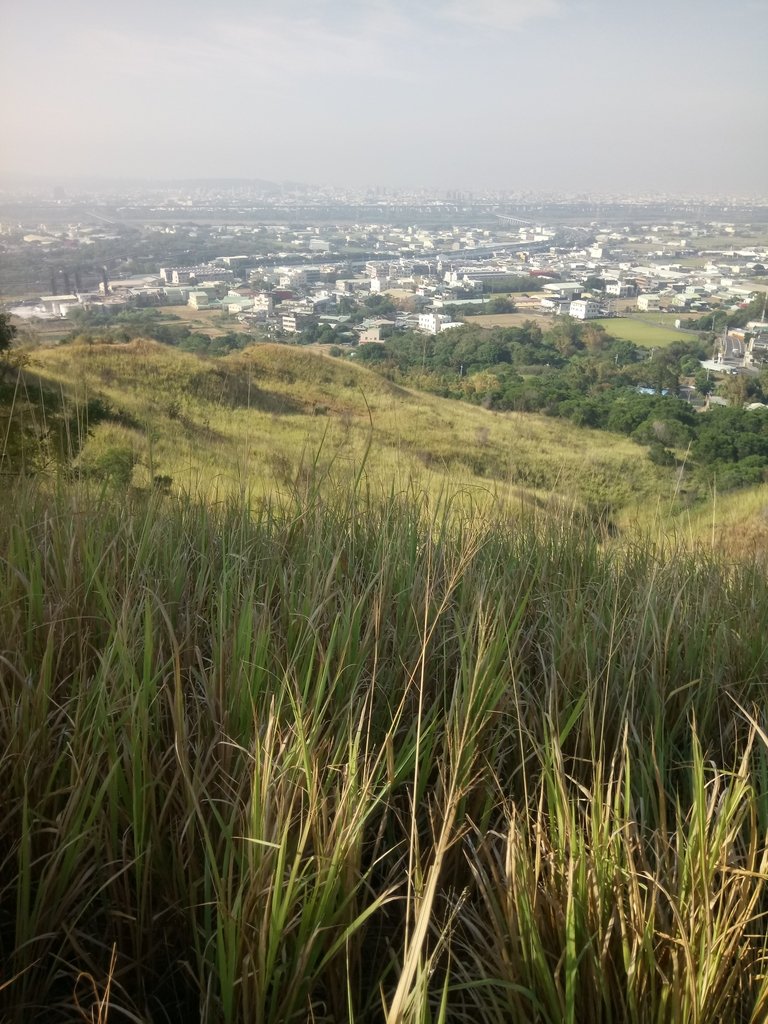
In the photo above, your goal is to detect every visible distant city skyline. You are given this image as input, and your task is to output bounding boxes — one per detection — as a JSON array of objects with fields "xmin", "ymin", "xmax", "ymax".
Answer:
[{"xmin": 1, "ymin": 0, "xmax": 766, "ymax": 196}]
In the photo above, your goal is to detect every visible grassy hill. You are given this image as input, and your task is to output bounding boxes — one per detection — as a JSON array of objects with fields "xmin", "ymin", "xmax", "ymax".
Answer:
[
  {"xmin": 24, "ymin": 339, "xmax": 675, "ymax": 522},
  {"xmin": 5, "ymin": 339, "xmax": 768, "ymax": 1020}
]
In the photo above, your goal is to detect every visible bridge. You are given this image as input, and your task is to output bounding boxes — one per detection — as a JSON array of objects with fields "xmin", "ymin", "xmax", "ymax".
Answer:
[{"xmin": 494, "ymin": 212, "xmax": 535, "ymax": 226}]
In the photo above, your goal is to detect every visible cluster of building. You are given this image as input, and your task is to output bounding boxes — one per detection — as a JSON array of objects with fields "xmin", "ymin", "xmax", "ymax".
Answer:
[
  {"xmin": 499, "ymin": 228, "xmax": 766, "ymax": 322},
  {"xmin": 5, "ymin": 211, "xmax": 767, "ymax": 357}
]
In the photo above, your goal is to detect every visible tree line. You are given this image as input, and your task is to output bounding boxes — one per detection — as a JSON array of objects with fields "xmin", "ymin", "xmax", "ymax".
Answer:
[{"xmin": 356, "ymin": 316, "xmax": 768, "ymax": 492}]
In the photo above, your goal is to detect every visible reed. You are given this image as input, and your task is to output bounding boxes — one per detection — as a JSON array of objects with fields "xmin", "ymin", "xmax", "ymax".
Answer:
[{"xmin": 2, "ymin": 475, "xmax": 768, "ymax": 1021}]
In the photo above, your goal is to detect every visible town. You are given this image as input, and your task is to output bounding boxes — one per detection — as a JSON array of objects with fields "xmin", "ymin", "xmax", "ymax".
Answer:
[{"xmin": 3, "ymin": 185, "xmax": 768, "ymax": 383}]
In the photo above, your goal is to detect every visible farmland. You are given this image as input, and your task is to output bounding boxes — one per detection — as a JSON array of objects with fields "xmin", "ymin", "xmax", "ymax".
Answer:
[
  {"xmin": 155, "ymin": 304, "xmax": 253, "ymax": 336},
  {"xmin": 463, "ymin": 310, "xmax": 553, "ymax": 329},
  {"xmin": 593, "ymin": 316, "xmax": 694, "ymax": 348}
]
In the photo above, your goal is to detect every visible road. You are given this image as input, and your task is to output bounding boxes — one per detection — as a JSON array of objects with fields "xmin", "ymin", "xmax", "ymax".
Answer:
[{"xmin": 723, "ymin": 330, "xmax": 745, "ymax": 362}]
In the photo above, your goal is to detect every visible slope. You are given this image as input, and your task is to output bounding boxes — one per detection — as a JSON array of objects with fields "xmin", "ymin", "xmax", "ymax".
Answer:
[{"xmin": 26, "ymin": 339, "xmax": 675, "ymax": 519}]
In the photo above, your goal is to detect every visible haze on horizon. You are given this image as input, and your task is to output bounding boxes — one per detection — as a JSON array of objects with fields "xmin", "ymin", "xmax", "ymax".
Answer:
[{"xmin": 1, "ymin": 0, "xmax": 766, "ymax": 197}]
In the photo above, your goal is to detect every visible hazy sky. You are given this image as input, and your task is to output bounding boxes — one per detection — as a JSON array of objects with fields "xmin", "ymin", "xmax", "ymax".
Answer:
[{"xmin": 1, "ymin": 0, "xmax": 766, "ymax": 194}]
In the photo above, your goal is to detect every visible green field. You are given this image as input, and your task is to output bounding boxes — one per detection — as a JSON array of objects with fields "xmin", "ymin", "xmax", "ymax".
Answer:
[
  {"xmin": 631, "ymin": 311, "xmax": 696, "ymax": 328},
  {"xmin": 596, "ymin": 316, "xmax": 691, "ymax": 348}
]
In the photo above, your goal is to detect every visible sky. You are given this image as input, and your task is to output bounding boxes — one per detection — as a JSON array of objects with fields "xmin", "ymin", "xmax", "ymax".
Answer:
[{"xmin": 0, "ymin": 0, "xmax": 766, "ymax": 195}]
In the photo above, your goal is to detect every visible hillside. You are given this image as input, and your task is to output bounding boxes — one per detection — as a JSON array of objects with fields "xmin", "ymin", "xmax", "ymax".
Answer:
[
  {"xmin": 25, "ymin": 340, "xmax": 674, "ymax": 521},
  {"xmin": 5, "ymin": 339, "xmax": 768, "ymax": 1022}
]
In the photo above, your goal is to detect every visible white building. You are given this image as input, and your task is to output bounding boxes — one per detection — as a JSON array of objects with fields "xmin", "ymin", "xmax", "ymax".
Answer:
[
  {"xmin": 162, "ymin": 286, "xmax": 190, "ymax": 305},
  {"xmin": 39, "ymin": 294, "xmax": 79, "ymax": 317},
  {"xmin": 543, "ymin": 281, "xmax": 583, "ymax": 301},
  {"xmin": 605, "ymin": 281, "xmax": 636, "ymax": 298},
  {"xmin": 162, "ymin": 265, "xmax": 229, "ymax": 285},
  {"xmin": 220, "ymin": 293, "xmax": 254, "ymax": 314},
  {"xmin": 252, "ymin": 293, "xmax": 273, "ymax": 315},
  {"xmin": 418, "ymin": 312, "xmax": 460, "ymax": 334},
  {"xmin": 188, "ymin": 289, "xmax": 219, "ymax": 310},
  {"xmin": 359, "ymin": 318, "xmax": 397, "ymax": 344},
  {"xmin": 569, "ymin": 299, "xmax": 602, "ymax": 320},
  {"xmin": 637, "ymin": 294, "xmax": 660, "ymax": 311}
]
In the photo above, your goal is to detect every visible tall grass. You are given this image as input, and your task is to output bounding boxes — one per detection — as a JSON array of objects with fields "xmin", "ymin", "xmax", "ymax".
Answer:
[
  {"xmin": 26, "ymin": 340, "xmax": 672, "ymax": 518},
  {"xmin": 2, "ymin": 475, "xmax": 768, "ymax": 1021}
]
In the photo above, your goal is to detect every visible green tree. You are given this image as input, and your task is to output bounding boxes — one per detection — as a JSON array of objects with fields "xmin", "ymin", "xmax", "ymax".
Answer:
[
  {"xmin": 0, "ymin": 312, "xmax": 17, "ymax": 355},
  {"xmin": 648, "ymin": 349, "xmax": 680, "ymax": 395},
  {"xmin": 583, "ymin": 323, "xmax": 608, "ymax": 353},
  {"xmin": 694, "ymin": 370, "xmax": 714, "ymax": 397},
  {"xmin": 721, "ymin": 373, "xmax": 751, "ymax": 409},
  {"xmin": 485, "ymin": 296, "xmax": 517, "ymax": 314},
  {"xmin": 548, "ymin": 317, "xmax": 583, "ymax": 357}
]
